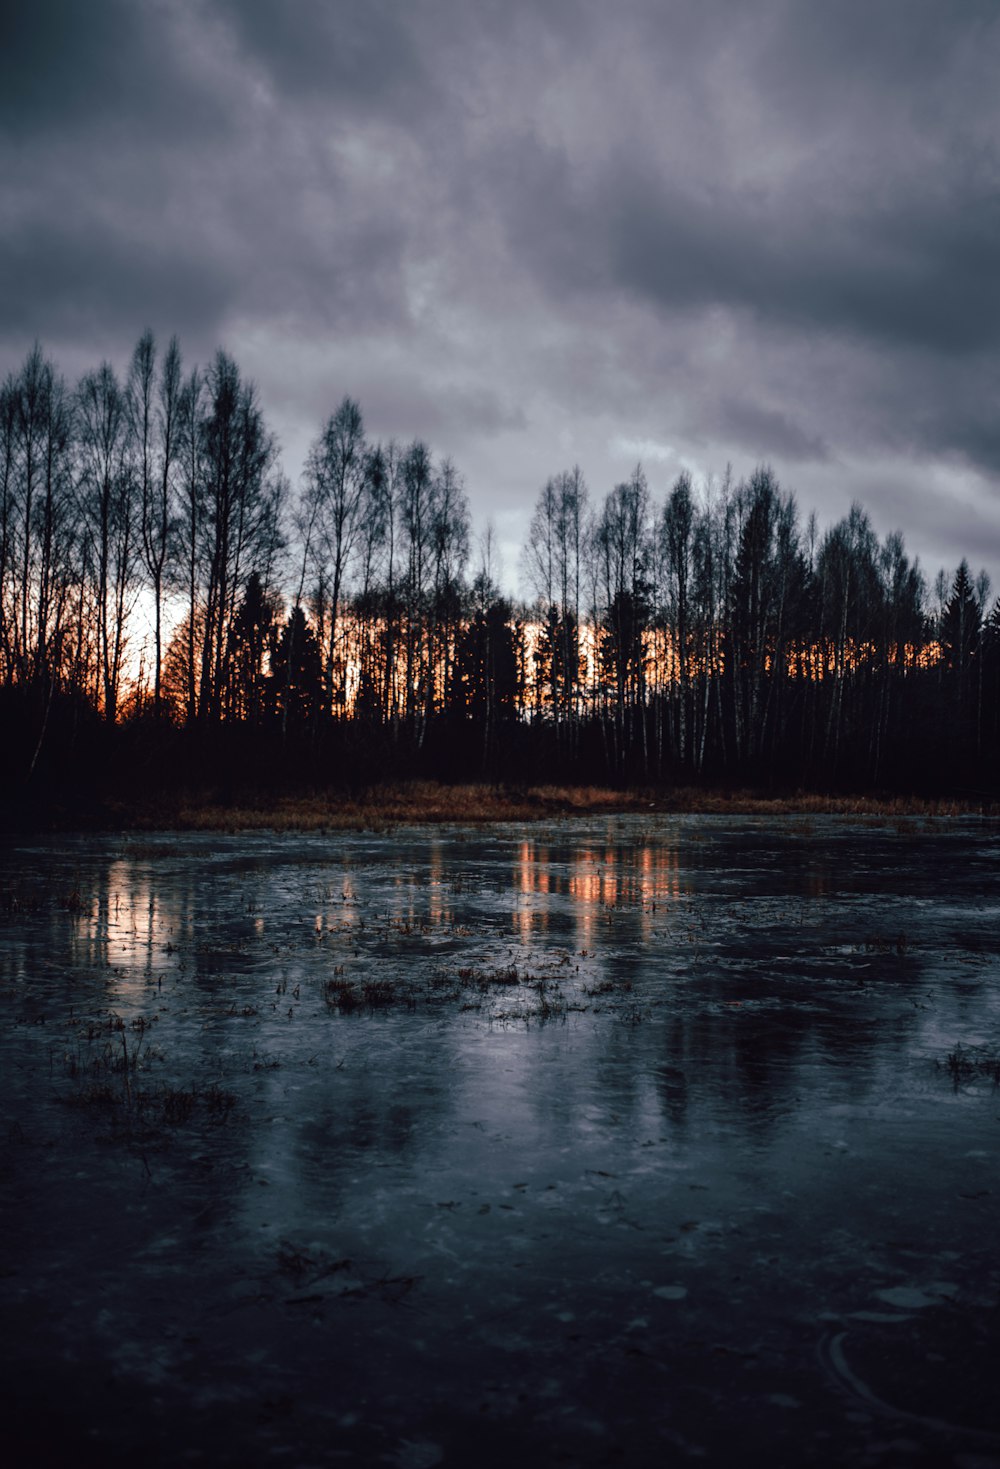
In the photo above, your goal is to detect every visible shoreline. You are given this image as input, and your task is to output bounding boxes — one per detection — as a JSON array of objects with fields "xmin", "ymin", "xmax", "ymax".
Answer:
[{"xmin": 6, "ymin": 781, "xmax": 996, "ymax": 833}]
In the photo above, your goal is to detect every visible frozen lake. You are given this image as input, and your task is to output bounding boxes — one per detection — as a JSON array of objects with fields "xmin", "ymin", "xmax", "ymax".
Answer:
[{"xmin": 1, "ymin": 815, "xmax": 999, "ymax": 1466}]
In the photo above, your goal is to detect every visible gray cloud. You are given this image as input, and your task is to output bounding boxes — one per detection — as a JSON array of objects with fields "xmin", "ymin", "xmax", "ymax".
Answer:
[
  {"xmin": 597, "ymin": 162, "xmax": 1000, "ymax": 355},
  {"xmin": 716, "ymin": 398, "xmax": 829, "ymax": 465},
  {"xmin": 0, "ymin": 0, "xmax": 997, "ymax": 587},
  {"xmin": 0, "ymin": 0, "xmax": 228, "ymax": 141},
  {"xmin": 0, "ymin": 215, "xmax": 234, "ymax": 344},
  {"xmin": 215, "ymin": 0, "xmax": 431, "ymax": 115}
]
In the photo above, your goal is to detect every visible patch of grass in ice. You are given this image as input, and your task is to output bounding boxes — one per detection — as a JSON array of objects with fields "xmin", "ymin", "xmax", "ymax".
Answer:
[{"xmin": 940, "ymin": 1044, "xmax": 1000, "ymax": 1088}]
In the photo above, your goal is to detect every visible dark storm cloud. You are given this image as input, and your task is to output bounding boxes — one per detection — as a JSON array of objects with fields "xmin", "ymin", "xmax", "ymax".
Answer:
[
  {"xmin": 0, "ymin": 213, "xmax": 236, "ymax": 342},
  {"xmin": 0, "ymin": 145, "xmax": 409, "ymax": 354},
  {"xmin": 747, "ymin": 0, "xmax": 1000, "ymax": 121},
  {"xmin": 0, "ymin": 0, "xmax": 226, "ymax": 139},
  {"xmin": 596, "ymin": 163, "xmax": 1000, "ymax": 355},
  {"xmin": 0, "ymin": 0, "xmax": 421, "ymax": 354},
  {"xmin": 462, "ymin": 0, "xmax": 1000, "ymax": 526},
  {"xmin": 0, "ymin": 0, "xmax": 997, "ymax": 579},
  {"xmin": 215, "ymin": 0, "xmax": 430, "ymax": 114},
  {"xmin": 487, "ymin": 8, "xmax": 1000, "ymax": 360}
]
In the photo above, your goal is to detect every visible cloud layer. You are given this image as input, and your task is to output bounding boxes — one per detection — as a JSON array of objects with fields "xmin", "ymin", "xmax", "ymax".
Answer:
[{"xmin": 2, "ymin": 0, "xmax": 999, "ymax": 584}]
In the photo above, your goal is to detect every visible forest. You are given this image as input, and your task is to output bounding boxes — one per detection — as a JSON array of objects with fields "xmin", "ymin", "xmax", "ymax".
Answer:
[{"xmin": 1, "ymin": 332, "xmax": 999, "ymax": 813}]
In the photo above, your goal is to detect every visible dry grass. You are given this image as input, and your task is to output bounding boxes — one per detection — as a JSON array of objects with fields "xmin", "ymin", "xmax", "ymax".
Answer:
[
  {"xmin": 124, "ymin": 781, "xmax": 646, "ymax": 831},
  {"xmin": 662, "ymin": 789, "xmax": 986, "ymax": 818},
  {"xmin": 94, "ymin": 781, "xmax": 995, "ymax": 832},
  {"xmin": 941, "ymin": 1044, "xmax": 1000, "ymax": 1087}
]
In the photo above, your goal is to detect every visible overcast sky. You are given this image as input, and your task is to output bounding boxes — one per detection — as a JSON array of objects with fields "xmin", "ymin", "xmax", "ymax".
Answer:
[{"xmin": 2, "ymin": 0, "xmax": 999, "ymax": 596}]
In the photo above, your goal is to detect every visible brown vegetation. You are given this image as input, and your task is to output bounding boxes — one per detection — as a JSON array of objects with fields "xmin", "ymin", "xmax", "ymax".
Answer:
[{"xmin": 94, "ymin": 781, "xmax": 993, "ymax": 832}]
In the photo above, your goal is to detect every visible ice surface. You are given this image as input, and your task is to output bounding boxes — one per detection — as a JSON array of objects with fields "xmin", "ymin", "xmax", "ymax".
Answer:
[{"xmin": 1, "ymin": 814, "xmax": 998, "ymax": 1465}]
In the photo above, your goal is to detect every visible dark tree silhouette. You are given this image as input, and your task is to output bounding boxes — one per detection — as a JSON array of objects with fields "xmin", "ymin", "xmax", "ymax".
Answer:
[
  {"xmin": 227, "ymin": 571, "xmax": 278, "ymax": 726},
  {"xmin": 4, "ymin": 334, "xmax": 1000, "ymax": 808},
  {"xmin": 456, "ymin": 566, "xmax": 521, "ymax": 772},
  {"xmin": 196, "ymin": 352, "xmax": 283, "ymax": 723},
  {"xmin": 300, "ymin": 396, "xmax": 370, "ymax": 716},
  {"xmin": 76, "ymin": 359, "xmax": 137, "ymax": 722},
  {"xmin": 128, "ymin": 330, "xmax": 181, "ymax": 714},
  {"xmin": 270, "ymin": 605, "xmax": 323, "ymax": 729}
]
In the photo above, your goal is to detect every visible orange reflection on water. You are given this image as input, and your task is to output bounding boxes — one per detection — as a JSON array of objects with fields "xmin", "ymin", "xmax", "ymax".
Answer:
[
  {"xmin": 427, "ymin": 841, "xmax": 454, "ymax": 927},
  {"xmin": 73, "ymin": 861, "xmax": 177, "ymax": 976},
  {"xmin": 513, "ymin": 840, "xmax": 555, "ymax": 939},
  {"xmin": 518, "ymin": 841, "xmax": 554, "ymax": 896},
  {"xmin": 384, "ymin": 841, "xmax": 454, "ymax": 932},
  {"xmin": 513, "ymin": 837, "xmax": 686, "ymax": 944},
  {"xmin": 568, "ymin": 843, "xmax": 684, "ymax": 907}
]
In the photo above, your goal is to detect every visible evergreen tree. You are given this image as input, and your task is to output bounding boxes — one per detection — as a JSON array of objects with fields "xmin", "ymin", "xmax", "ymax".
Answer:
[{"xmin": 269, "ymin": 606, "xmax": 323, "ymax": 729}]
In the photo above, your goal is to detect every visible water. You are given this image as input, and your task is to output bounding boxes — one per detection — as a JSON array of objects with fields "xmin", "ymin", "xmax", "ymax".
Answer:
[{"xmin": 1, "ymin": 815, "xmax": 998, "ymax": 1466}]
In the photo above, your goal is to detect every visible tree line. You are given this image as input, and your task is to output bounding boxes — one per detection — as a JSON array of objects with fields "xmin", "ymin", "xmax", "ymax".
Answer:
[{"xmin": 2, "ymin": 334, "xmax": 998, "ymax": 798}]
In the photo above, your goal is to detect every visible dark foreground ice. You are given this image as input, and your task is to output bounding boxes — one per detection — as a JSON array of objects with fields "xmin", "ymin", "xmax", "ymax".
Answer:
[{"xmin": 1, "ymin": 815, "xmax": 998, "ymax": 1467}]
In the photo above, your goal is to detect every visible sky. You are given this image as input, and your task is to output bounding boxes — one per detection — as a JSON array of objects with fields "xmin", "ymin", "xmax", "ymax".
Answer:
[{"xmin": 2, "ymin": 0, "xmax": 999, "ymax": 599}]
